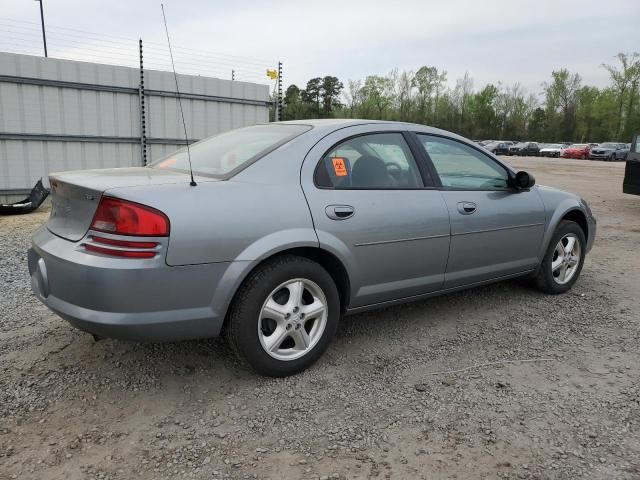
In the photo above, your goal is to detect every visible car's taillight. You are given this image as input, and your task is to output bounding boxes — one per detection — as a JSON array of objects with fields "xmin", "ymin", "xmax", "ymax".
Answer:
[
  {"xmin": 90, "ymin": 197, "xmax": 169, "ymax": 237},
  {"xmin": 84, "ymin": 197, "xmax": 168, "ymax": 259}
]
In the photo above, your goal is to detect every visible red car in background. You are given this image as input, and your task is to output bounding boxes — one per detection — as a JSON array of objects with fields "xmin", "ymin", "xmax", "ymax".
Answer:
[{"xmin": 562, "ymin": 144, "xmax": 591, "ymax": 159}]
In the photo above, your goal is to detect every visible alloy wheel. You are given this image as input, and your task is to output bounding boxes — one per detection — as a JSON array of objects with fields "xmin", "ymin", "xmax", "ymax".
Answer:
[
  {"xmin": 551, "ymin": 233, "xmax": 581, "ymax": 285},
  {"xmin": 257, "ymin": 278, "xmax": 328, "ymax": 361}
]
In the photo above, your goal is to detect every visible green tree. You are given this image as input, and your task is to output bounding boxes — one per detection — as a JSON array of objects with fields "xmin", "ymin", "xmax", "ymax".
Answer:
[
  {"xmin": 602, "ymin": 52, "xmax": 640, "ymax": 139},
  {"xmin": 320, "ymin": 76, "xmax": 344, "ymax": 117},
  {"xmin": 412, "ymin": 66, "xmax": 447, "ymax": 124},
  {"xmin": 360, "ymin": 75, "xmax": 393, "ymax": 119},
  {"xmin": 302, "ymin": 77, "xmax": 322, "ymax": 117},
  {"xmin": 283, "ymin": 84, "xmax": 308, "ymax": 120},
  {"xmin": 469, "ymin": 84, "xmax": 498, "ymax": 138},
  {"xmin": 543, "ymin": 69, "xmax": 582, "ymax": 140},
  {"xmin": 528, "ymin": 107, "xmax": 546, "ymax": 140}
]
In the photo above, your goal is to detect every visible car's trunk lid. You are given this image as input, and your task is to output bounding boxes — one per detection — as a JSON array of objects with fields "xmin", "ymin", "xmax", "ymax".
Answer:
[{"xmin": 47, "ymin": 167, "xmax": 200, "ymax": 241}]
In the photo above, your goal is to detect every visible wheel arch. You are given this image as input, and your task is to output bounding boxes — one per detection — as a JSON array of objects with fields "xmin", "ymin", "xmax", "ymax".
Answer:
[
  {"xmin": 537, "ymin": 197, "xmax": 590, "ymax": 262},
  {"xmin": 561, "ymin": 209, "xmax": 589, "ymax": 243},
  {"xmin": 218, "ymin": 246, "xmax": 352, "ymax": 333}
]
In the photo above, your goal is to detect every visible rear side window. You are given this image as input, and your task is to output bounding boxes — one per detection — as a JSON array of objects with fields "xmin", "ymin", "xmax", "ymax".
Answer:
[
  {"xmin": 315, "ymin": 133, "xmax": 424, "ymax": 189},
  {"xmin": 152, "ymin": 124, "xmax": 311, "ymax": 178},
  {"xmin": 417, "ymin": 134, "xmax": 509, "ymax": 190}
]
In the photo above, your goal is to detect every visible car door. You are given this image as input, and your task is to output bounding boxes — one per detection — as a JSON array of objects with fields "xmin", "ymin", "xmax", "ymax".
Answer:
[
  {"xmin": 623, "ymin": 134, "xmax": 640, "ymax": 195},
  {"xmin": 300, "ymin": 126, "xmax": 451, "ymax": 308},
  {"xmin": 414, "ymin": 133, "xmax": 546, "ymax": 288},
  {"xmin": 617, "ymin": 143, "xmax": 627, "ymax": 160}
]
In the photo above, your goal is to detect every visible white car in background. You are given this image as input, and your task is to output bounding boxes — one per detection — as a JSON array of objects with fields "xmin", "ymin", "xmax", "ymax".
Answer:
[{"xmin": 539, "ymin": 144, "xmax": 566, "ymax": 158}]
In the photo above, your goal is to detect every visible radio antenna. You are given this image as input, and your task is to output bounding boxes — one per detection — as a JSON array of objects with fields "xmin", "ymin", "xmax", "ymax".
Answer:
[{"xmin": 161, "ymin": 3, "xmax": 196, "ymax": 187}]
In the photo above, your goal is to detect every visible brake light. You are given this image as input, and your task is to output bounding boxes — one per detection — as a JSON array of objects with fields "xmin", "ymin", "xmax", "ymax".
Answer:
[{"xmin": 90, "ymin": 197, "xmax": 169, "ymax": 236}]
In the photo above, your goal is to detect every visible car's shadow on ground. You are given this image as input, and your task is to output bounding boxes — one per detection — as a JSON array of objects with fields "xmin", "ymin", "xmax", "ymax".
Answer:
[
  {"xmin": 335, "ymin": 278, "xmax": 537, "ymax": 338},
  {"xmin": 57, "ymin": 278, "xmax": 542, "ymax": 383}
]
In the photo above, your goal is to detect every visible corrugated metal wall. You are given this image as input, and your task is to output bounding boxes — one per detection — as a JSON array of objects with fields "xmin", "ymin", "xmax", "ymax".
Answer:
[{"xmin": 0, "ymin": 52, "xmax": 270, "ymax": 199}]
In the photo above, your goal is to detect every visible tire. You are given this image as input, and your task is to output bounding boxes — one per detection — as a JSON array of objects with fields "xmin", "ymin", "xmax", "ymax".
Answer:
[
  {"xmin": 225, "ymin": 255, "xmax": 340, "ymax": 377},
  {"xmin": 610, "ymin": 153, "xmax": 616, "ymax": 161},
  {"xmin": 534, "ymin": 220, "xmax": 586, "ymax": 294}
]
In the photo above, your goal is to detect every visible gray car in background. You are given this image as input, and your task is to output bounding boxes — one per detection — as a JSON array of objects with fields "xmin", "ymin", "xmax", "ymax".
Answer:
[
  {"xmin": 590, "ymin": 142, "xmax": 628, "ymax": 161},
  {"xmin": 29, "ymin": 120, "xmax": 596, "ymax": 376}
]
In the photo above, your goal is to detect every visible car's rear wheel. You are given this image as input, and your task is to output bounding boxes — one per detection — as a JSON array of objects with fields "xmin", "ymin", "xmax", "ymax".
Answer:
[
  {"xmin": 534, "ymin": 220, "xmax": 586, "ymax": 294},
  {"xmin": 610, "ymin": 153, "xmax": 616, "ymax": 161},
  {"xmin": 225, "ymin": 255, "xmax": 340, "ymax": 377}
]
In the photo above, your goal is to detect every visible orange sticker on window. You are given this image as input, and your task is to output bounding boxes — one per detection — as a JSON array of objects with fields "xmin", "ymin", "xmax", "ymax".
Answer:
[{"xmin": 331, "ymin": 157, "xmax": 347, "ymax": 177}]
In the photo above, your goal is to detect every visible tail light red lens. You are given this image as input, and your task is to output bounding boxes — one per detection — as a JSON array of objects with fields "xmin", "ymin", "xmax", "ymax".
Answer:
[{"xmin": 90, "ymin": 197, "xmax": 169, "ymax": 236}]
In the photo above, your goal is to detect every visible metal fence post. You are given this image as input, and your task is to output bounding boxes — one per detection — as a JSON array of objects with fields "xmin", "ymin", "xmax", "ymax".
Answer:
[
  {"xmin": 138, "ymin": 38, "xmax": 147, "ymax": 166},
  {"xmin": 277, "ymin": 61, "xmax": 283, "ymax": 121}
]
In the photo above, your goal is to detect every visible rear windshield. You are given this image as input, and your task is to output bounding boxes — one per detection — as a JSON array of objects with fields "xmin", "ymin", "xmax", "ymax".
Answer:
[{"xmin": 151, "ymin": 124, "xmax": 311, "ymax": 178}]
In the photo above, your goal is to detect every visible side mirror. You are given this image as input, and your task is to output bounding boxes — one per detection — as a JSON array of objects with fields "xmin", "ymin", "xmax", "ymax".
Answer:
[{"xmin": 514, "ymin": 170, "xmax": 535, "ymax": 189}]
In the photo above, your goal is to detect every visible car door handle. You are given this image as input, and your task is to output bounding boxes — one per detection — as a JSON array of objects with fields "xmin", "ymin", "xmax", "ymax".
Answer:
[
  {"xmin": 457, "ymin": 202, "xmax": 477, "ymax": 215},
  {"xmin": 326, "ymin": 205, "xmax": 355, "ymax": 220}
]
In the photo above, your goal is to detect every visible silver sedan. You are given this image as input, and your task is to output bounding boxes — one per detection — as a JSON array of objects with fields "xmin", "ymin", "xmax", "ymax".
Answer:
[{"xmin": 29, "ymin": 120, "xmax": 596, "ymax": 376}]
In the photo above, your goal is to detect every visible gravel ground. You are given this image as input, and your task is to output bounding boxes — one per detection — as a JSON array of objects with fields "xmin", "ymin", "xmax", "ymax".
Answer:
[{"xmin": 1, "ymin": 157, "xmax": 639, "ymax": 480}]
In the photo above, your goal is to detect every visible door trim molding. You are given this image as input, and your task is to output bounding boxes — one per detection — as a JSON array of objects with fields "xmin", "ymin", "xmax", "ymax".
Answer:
[
  {"xmin": 355, "ymin": 233, "xmax": 449, "ymax": 247},
  {"xmin": 451, "ymin": 222, "xmax": 545, "ymax": 237}
]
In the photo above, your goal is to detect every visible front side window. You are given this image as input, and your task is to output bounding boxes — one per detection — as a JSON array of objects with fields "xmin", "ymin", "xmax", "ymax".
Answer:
[
  {"xmin": 152, "ymin": 124, "xmax": 311, "ymax": 178},
  {"xmin": 417, "ymin": 135, "xmax": 510, "ymax": 190},
  {"xmin": 316, "ymin": 133, "xmax": 424, "ymax": 189}
]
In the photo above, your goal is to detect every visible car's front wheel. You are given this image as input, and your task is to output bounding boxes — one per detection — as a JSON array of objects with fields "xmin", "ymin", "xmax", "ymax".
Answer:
[
  {"xmin": 225, "ymin": 255, "xmax": 340, "ymax": 377},
  {"xmin": 534, "ymin": 220, "xmax": 586, "ymax": 294}
]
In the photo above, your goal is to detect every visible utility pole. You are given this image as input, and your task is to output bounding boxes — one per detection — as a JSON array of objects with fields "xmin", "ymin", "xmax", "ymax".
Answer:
[
  {"xmin": 138, "ymin": 39, "xmax": 147, "ymax": 166},
  {"xmin": 34, "ymin": 0, "xmax": 48, "ymax": 57},
  {"xmin": 277, "ymin": 61, "xmax": 283, "ymax": 121}
]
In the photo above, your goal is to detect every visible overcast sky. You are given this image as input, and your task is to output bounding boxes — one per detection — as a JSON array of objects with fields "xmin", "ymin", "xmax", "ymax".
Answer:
[{"xmin": 3, "ymin": 0, "xmax": 639, "ymax": 96}]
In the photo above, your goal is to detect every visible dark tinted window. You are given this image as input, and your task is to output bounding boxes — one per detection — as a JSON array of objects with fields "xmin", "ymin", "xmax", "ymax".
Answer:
[{"xmin": 316, "ymin": 133, "xmax": 423, "ymax": 189}]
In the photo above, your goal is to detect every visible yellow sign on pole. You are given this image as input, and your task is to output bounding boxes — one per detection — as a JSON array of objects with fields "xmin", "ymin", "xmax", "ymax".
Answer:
[{"xmin": 266, "ymin": 68, "xmax": 278, "ymax": 80}]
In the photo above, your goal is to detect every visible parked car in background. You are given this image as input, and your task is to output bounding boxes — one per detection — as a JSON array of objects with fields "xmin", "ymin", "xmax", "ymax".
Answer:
[
  {"xmin": 509, "ymin": 142, "xmax": 540, "ymax": 156},
  {"xmin": 562, "ymin": 144, "xmax": 591, "ymax": 159},
  {"xmin": 590, "ymin": 142, "xmax": 629, "ymax": 161},
  {"xmin": 27, "ymin": 120, "xmax": 597, "ymax": 376},
  {"xmin": 539, "ymin": 143, "xmax": 566, "ymax": 158},
  {"xmin": 484, "ymin": 141, "xmax": 510, "ymax": 155}
]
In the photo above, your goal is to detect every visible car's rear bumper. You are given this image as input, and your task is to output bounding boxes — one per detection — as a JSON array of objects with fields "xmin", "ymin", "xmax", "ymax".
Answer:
[{"xmin": 28, "ymin": 226, "xmax": 239, "ymax": 342}]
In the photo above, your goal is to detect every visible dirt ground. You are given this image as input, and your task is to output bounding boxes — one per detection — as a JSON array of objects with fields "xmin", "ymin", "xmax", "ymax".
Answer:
[{"xmin": 1, "ymin": 157, "xmax": 639, "ymax": 480}]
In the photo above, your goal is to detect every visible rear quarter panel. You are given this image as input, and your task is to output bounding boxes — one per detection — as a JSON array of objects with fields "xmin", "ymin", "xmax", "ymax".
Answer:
[{"xmin": 104, "ymin": 138, "xmax": 320, "ymax": 266}]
